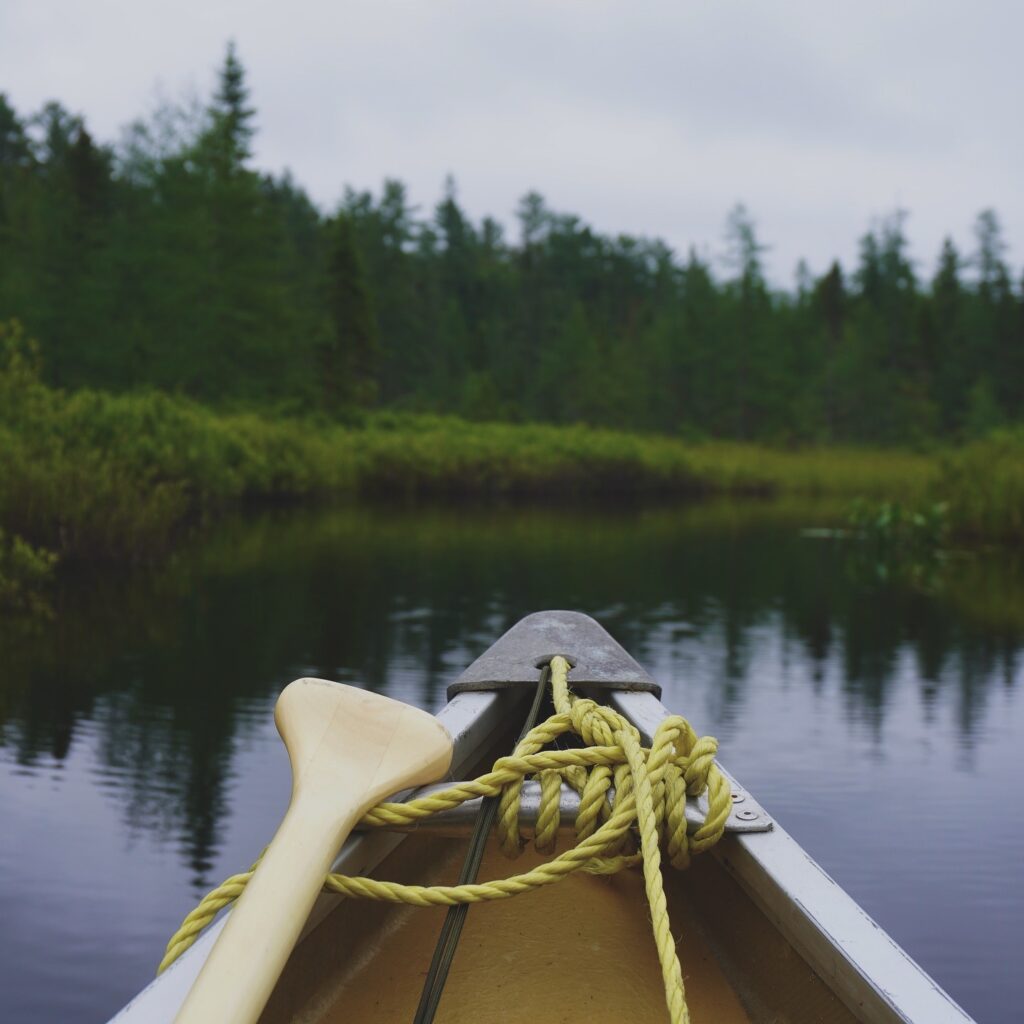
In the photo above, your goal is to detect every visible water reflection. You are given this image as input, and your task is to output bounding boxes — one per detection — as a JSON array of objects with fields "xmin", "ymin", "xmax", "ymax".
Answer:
[
  {"xmin": 2, "ymin": 504, "xmax": 1022, "ymax": 849},
  {"xmin": 0, "ymin": 500, "xmax": 1021, "ymax": 1022}
]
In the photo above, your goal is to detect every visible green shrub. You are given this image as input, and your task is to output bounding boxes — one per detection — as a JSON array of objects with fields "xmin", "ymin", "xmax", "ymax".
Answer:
[
  {"xmin": 936, "ymin": 430, "xmax": 1024, "ymax": 542},
  {"xmin": 0, "ymin": 527, "xmax": 58, "ymax": 615}
]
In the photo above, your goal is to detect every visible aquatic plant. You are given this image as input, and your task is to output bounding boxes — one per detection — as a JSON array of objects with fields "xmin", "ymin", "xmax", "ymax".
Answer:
[{"xmin": 845, "ymin": 499, "xmax": 950, "ymax": 589}]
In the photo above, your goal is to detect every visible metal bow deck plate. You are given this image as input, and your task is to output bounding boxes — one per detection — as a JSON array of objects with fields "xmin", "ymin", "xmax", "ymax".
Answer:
[{"xmin": 447, "ymin": 610, "xmax": 661, "ymax": 698}]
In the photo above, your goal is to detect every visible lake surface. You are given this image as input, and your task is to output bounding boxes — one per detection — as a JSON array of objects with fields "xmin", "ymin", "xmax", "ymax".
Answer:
[{"xmin": 1, "ymin": 500, "xmax": 1022, "ymax": 1023}]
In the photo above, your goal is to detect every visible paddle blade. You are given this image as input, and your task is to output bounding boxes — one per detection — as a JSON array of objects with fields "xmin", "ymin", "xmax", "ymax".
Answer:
[{"xmin": 275, "ymin": 678, "xmax": 454, "ymax": 804}]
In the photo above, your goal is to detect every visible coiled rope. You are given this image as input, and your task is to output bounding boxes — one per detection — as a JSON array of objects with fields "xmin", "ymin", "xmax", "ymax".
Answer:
[{"xmin": 160, "ymin": 657, "xmax": 731, "ymax": 1024}]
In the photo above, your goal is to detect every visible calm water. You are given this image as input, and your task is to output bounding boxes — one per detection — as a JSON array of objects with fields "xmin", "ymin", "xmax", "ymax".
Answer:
[{"xmin": 1, "ymin": 501, "xmax": 1022, "ymax": 1023}]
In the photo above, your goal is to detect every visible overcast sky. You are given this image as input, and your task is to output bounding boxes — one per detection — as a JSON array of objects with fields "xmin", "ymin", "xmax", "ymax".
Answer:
[{"xmin": 2, "ymin": 1, "xmax": 1021, "ymax": 284}]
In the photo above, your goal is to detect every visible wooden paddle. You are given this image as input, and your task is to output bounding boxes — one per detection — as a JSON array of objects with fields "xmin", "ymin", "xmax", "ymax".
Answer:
[{"xmin": 174, "ymin": 677, "xmax": 454, "ymax": 1024}]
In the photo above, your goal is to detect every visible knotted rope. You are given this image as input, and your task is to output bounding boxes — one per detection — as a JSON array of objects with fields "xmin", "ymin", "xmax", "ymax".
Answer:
[{"xmin": 160, "ymin": 657, "xmax": 731, "ymax": 1024}]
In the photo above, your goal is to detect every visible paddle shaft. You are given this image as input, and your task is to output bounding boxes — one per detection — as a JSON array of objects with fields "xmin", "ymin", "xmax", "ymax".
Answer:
[{"xmin": 174, "ymin": 790, "xmax": 359, "ymax": 1023}]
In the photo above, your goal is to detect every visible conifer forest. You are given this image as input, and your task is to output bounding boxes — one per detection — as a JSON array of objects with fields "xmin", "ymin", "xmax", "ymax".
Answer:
[{"xmin": 2, "ymin": 45, "xmax": 1021, "ymax": 446}]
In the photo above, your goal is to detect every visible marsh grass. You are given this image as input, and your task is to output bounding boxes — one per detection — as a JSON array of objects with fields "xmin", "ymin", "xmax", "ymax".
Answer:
[
  {"xmin": 684, "ymin": 442, "xmax": 938, "ymax": 498},
  {"xmin": 353, "ymin": 414, "xmax": 938, "ymax": 499},
  {"xmin": 0, "ymin": 322, "xmax": 1018, "ymax": 563}
]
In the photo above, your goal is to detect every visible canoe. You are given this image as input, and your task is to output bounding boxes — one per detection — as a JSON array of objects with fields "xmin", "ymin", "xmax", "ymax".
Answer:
[{"xmin": 111, "ymin": 610, "xmax": 976, "ymax": 1024}]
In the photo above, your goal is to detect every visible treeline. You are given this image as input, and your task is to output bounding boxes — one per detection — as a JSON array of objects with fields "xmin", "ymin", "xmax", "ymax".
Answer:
[{"xmin": 1, "ymin": 45, "xmax": 1022, "ymax": 443}]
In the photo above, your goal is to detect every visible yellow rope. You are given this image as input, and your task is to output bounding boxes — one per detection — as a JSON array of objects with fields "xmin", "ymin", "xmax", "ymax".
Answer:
[{"xmin": 160, "ymin": 657, "xmax": 731, "ymax": 1024}]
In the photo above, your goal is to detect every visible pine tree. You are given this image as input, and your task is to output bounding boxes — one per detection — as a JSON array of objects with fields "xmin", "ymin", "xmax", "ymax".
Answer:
[
  {"xmin": 721, "ymin": 205, "xmax": 771, "ymax": 438},
  {"xmin": 969, "ymin": 210, "xmax": 1018, "ymax": 417},
  {"xmin": 175, "ymin": 43, "xmax": 310, "ymax": 401},
  {"xmin": 206, "ymin": 40, "xmax": 256, "ymax": 176},
  {"xmin": 849, "ymin": 212, "xmax": 932, "ymax": 440},
  {"xmin": 816, "ymin": 262, "xmax": 845, "ymax": 348},
  {"xmin": 926, "ymin": 238, "xmax": 969, "ymax": 432},
  {"xmin": 435, "ymin": 176, "xmax": 480, "ymax": 378},
  {"xmin": 0, "ymin": 95, "xmax": 32, "ymax": 172},
  {"xmin": 0, "ymin": 96, "xmax": 36, "ymax": 320},
  {"xmin": 345, "ymin": 180, "xmax": 420, "ymax": 402},
  {"xmin": 811, "ymin": 262, "xmax": 845, "ymax": 439},
  {"xmin": 323, "ymin": 214, "xmax": 380, "ymax": 409},
  {"xmin": 974, "ymin": 210, "xmax": 1010, "ymax": 296},
  {"xmin": 677, "ymin": 249, "xmax": 720, "ymax": 434}
]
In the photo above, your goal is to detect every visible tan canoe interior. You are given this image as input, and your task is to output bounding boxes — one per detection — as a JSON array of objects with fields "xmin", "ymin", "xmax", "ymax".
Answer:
[{"xmin": 258, "ymin": 827, "xmax": 861, "ymax": 1024}]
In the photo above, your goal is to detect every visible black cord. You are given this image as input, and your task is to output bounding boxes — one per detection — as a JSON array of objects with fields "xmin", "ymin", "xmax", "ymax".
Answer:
[{"xmin": 411, "ymin": 664, "xmax": 551, "ymax": 1024}]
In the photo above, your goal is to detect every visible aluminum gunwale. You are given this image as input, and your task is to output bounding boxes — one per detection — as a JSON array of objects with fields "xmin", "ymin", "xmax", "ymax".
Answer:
[
  {"xmin": 364, "ymin": 778, "xmax": 772, "ymax": 835},
  {"xmin": 608, "ymin": 689, "xmax": 976, "ymax": 1024}
]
